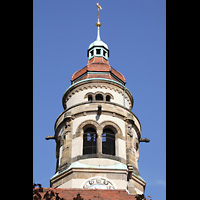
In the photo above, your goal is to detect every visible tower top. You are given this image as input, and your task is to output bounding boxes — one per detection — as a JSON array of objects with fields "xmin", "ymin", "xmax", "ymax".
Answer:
[{"xmin": 87, "ymin": 3, "xmax": 109, "ymax": 60}]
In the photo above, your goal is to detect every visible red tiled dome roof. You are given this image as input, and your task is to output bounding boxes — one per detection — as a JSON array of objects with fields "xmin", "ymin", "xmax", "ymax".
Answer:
[{"xmin": 71, "ymin": 57, "xmax": 126, "ymax": 85}]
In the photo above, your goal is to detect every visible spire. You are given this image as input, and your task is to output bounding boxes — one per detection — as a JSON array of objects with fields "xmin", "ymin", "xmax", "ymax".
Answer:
[
  {"xmin": 87, "ymin": 3, "xmax": 109, "ymax": 60},
  {"xmin": 96, "ymin": 26, "xmax": 101, "ymax": 41}
]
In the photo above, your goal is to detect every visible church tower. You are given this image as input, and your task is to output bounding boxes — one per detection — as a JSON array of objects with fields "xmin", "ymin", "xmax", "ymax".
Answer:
[{"xmin": 46, "ymin": 3, "xmax": 149, "ymax": 195}]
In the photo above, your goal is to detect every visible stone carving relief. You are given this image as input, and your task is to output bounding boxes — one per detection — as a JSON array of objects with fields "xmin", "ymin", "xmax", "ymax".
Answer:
[
  {"xmin": 126, "ymin": 120, "xmax": 139, "ymax": 170},
  {"xmin": 127, "ymin": 121, "xmax": 139, "ymax": 153},
  {"xmin": 83, "ymin": 177, "xmax": 115, "ymax": 189},
  {"xmin": 58, "ymin": 126, "xmax": 65, "ymax": 145},
  {"xmin": 56, "ymin": 119, "xmax": 73, "ymax": 170}
]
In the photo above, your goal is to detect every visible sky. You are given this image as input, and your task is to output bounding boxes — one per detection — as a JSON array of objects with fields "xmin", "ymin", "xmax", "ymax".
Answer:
[{"xmin": 33, "ymin": 0, "xmax": 166, "ymax": 199}]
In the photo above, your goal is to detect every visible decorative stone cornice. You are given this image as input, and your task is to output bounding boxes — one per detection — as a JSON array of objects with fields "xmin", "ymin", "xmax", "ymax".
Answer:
[
  {"xmin": 62, "ymin": 78, "xmax": 134, "ymax": 110},
  {"xmin": 54, "ymin": 102, "xmax": 141, "ymax": 133}
]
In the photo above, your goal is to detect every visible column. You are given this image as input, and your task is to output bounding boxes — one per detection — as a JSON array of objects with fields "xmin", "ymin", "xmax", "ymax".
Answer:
[{"xmin": 96, "ymin": 129, "xmax": 102, "ymax": 154}]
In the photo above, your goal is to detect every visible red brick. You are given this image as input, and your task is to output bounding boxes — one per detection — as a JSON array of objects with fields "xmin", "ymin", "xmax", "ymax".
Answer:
[{"xmin": 33, "ymin": 187, "xmax": 137, "ymax": 200}]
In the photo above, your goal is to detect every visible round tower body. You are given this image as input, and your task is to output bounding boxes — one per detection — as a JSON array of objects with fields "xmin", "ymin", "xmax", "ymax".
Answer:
[{"xmin": 49, "ymin": 13, "xmax": 146, "ymax": 194}]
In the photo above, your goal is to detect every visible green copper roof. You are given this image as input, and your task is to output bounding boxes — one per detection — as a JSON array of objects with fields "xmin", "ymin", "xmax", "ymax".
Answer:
[
  {"xmin": 132, "ymin": 172, "xmax": 146, "ymax": 183},
  {"xmin": 88, "ymin": 27, "xmax": 108, "ymax": 50},
  {"xmin": 50, "ymin": 160, "xmax": 127, "ymax": 180},
  {"xmin": 89, "ymin": 40, "xmax": 108, "ymax": 50}
]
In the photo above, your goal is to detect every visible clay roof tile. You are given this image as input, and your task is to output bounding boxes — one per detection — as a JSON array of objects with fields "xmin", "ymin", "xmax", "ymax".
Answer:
[
  {"xmin": 71, "ymin": 57, "xmax": 126, "ymax": 84},
  {"xmin": 33, "ymin": 188, "xmax": 138, "ymax": 200}
]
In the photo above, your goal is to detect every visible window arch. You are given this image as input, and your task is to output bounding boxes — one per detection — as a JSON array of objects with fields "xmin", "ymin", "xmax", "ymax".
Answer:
[
  {"xmin": 95, "ymin": 94, "xmax": 103, "ymax": 101},
  {"xmin": 106, "ymin": 95, "xmax": 111, "ymax": 101},
  {"xmin": 84, "ymin": 92, "xmax": 114, "ymax": 102},
  {"xmin": 102, "ymin": 128, "xmax": 115, "ymax": 156},
  {"xmin": 88, "ymin": 95, "xmax": 93, "ymax": 101},
  {"xmin": 83, "ymin": 128, "xmax": 97, "ymax": 155}
]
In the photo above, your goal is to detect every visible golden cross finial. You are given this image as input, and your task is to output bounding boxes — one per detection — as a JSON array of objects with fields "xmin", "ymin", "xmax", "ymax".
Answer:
[{"xmin": 96, "ymin": 3, "xmax": 102, "ymax": 27}]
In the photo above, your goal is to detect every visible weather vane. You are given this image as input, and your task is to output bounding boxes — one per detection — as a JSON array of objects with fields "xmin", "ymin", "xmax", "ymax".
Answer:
[{"xmin": 96, "ymin": 2, "xmax": 102, "ymax": 27}]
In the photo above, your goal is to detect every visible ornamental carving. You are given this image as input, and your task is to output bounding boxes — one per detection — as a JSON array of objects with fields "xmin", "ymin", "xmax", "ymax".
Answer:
[
  {"xmin": 126, "ymin": 121, "xmax": 139, "ymax": 152},
  {"xmin": 83, "ymin": 177, "xmax": 115, "ymax": 189}
]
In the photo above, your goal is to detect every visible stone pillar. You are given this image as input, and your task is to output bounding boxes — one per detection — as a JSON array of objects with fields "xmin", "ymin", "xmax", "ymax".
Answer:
[
  {"xmin": 97, "ymin": 130, "xmax": 102, "ymax": 154},
  {"xmin": 127, "ymin": 179, "xmax": 136, "ymax": 194},
  {"xmin": 127, "ymin": 164, "xmax": 136, "ymax": 193},
  {"xmin": 60, "ymin": 120, "xmax": 73, "ymax": 170}
]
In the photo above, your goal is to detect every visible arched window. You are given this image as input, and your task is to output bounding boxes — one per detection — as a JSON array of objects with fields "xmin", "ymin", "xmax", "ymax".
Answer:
[
  {"xmin": 96, "ymin": 94, "xmax": 103, "ymax": 101},
  {"xmin": 106, "ymin": 95, "xmax": 111, "ymax": 102},
  {"xmin": 85, "ymin": 92, "xmax": 113, "ymax": 102},
  {"xmin": 102, "ymin": 128, "xmax": 115, "ymax": 156},
  {"xmin": 83, "ymin": 128, "xmax": 97, "ymax": 155},
  {"xmin": 88, "ymin": 95, "xmax": 93, "ymax": 101}
]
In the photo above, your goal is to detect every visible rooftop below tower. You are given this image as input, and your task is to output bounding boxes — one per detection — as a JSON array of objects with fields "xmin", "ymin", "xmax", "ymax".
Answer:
[{"xmin": 33, "ymin": 187, "xmax": 140, "ymax": 200}]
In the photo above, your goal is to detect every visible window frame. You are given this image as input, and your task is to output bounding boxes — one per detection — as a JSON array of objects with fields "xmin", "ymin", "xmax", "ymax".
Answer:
[
  {"xmin": 96, "ymin": 49, "xmax": 101, "ymax": 55},
  {"xmin": 102, "ymin": 128, "xmax": 115, "ymax": 156},
  {"xmin": 83, "ymin": 128, "xmax": 97, "ymax": 155},
  {"xmin": 106, "ymin": 95, "xmax": 111, "ymax": 101},
  {"xmin": 95, "ymin": 94, "xmax": 104, "ymax": 101},
  {"xmin": 85, "ymin": 92, "xmax": 113, "ymax": 102}
]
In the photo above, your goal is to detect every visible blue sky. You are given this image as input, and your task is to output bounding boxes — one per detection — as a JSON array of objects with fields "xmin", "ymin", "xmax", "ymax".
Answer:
[{"xmin": 33, "ymin": 0, "xmax": 166, "ymax": 199}]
